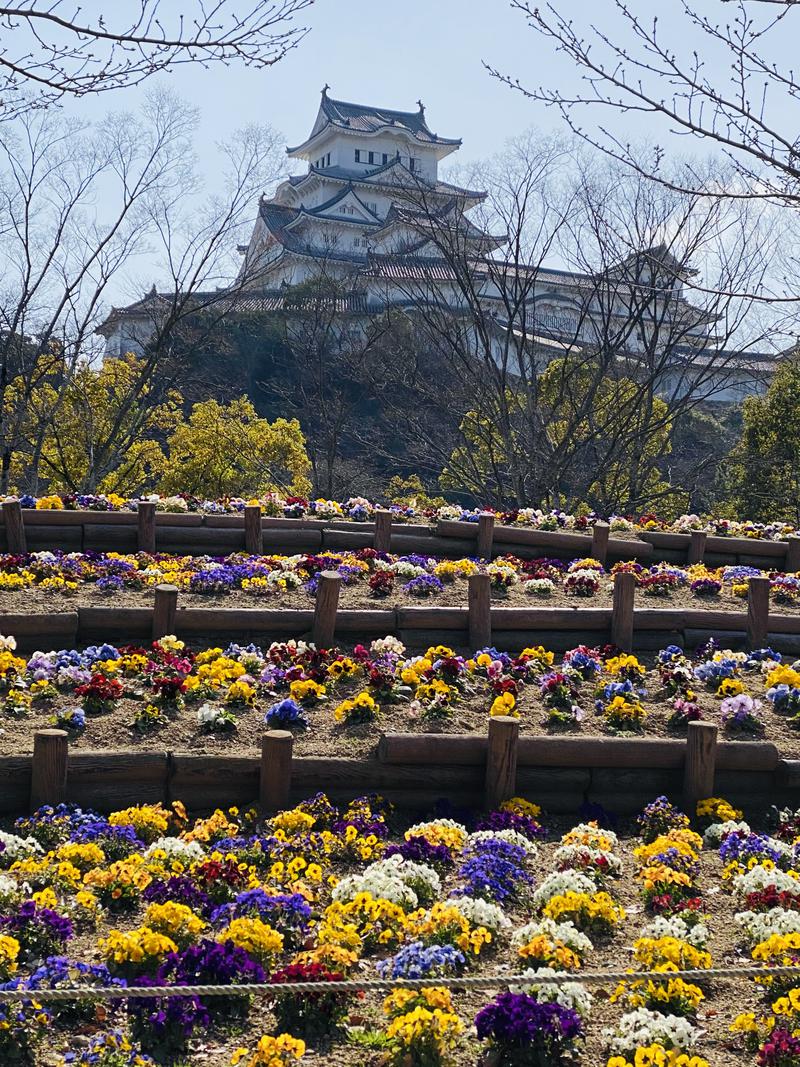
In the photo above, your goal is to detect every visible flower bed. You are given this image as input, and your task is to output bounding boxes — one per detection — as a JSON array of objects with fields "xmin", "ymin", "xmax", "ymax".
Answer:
[
  {"xmin": 3, "ymin": 492, "xmax": 796, "ymax": 541},
  {"xmin": 0, "ymin": 790, "xmax": 795, "ymax": 1066},
  {"xmin": 2, "ymin": 550, "xmax": 799, "ymax": 615},
  {"xmin": 2, "ymin": 633, "xmax": 800, "ymax": 759}
]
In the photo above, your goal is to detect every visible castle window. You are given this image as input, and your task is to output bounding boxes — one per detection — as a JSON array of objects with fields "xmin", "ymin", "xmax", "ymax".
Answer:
[
  {"xmin": 354, "ymin": 149, "xmax": 361, "ymax": 162},
  {"xmin": 382, "ymin": 153, "xmax": 388, "ymax": 164},
  {"xmin": 409, "ymin": 157, "xmax": 417, "ymax": 172},
  {"xmin": 368, "ymin": 151, "xmax": 375, "ymax": 164},
  {"xmin": 326, "ymin": 153, "xmax": 331, "ymax": 166}
]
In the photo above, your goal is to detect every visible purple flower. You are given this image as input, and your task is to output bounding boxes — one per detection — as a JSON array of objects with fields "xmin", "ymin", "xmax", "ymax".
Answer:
[{"xmin": 475, "ymin": 993, "xmax": 583, "ymax": 1064}]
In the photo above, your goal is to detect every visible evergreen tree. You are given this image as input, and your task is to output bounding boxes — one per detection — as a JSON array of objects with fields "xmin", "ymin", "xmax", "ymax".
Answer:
[{"xmin": 725, "ymin": 360, "xmax": 800, "ymax": 524}]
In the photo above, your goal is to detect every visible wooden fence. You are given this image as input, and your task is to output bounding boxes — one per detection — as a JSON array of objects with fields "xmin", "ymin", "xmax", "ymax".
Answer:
[
  {"xmin": 3, "ymin": 501, "xmax": 800, "ymax": 569},
  {"xmin": 4, "ymin": 573, "xmax": 799, "ymax": 655},
  {"xmin": 9, "ymin": 719, "xmax": 794, "ymax": 817}
]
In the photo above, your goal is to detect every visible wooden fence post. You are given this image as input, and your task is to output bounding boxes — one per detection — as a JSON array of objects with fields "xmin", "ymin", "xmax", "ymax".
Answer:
[
  {"xmin": 152, "ymin": 584, "xmax": 179, "ymax": 640},
  {"xmin": 30, "ymin": 729, "xmax": 68, "ymax": 811},
  {"xmin": 2, "ymin": 500, "xmax": 26, "ymax": 554},
  {"xmin": 591, "ymin": 521, "xmax": 610, "ymax": 565},
  {"xmin": 688, "ymin": 531, "xmax": 707, "ymax": 565},
  {"xmin": 747, "ymin": 575, "xmax": 770, "ymax": 649},
  {"xmin": 477, "ymin": 512, "xmax": 495, "ymax": 560},
  {"xmin": 374, "ymin": 509, "xmax": 393, "ymax": 553},
  {"xmin": 137, "ymin": 501, "xmax": 156, "ymax": 553},
  {"xmin": 313, "ymin": 571, "xmax": 341, "ymax": 648},
  {"xmin": 468, "ymin": 572, "xmax": 492, "ymax": 650},
  {"xmin": 787, "ymin": 535, "xmax": 800, "ymax": 573},
  {"xmin": 484, "ymin": 715, "xmax": 519, "ymax": 809},
  {"xmin": 244, "ymin": 505, "xmax": 263, "ymax": 555},
  {"xmin": 683, "ymin": 720, "xmax": 718, "ymax": 812},
  {"xmin": 611, "ymin": 571, "xmax": 636, "ymax": 652},
  {"xmin": 260, "ymin": 731, "xmax": 293, "ymax": 812}
]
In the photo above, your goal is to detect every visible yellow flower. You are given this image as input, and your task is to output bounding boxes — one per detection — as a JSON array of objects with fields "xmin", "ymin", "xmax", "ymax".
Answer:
[{"xmin": 490, "ymin": 692, "xmax": 517, "ymax": 717}]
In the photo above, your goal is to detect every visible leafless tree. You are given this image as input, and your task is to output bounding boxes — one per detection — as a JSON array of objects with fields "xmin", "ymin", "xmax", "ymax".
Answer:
[
  {"xmin": 264, "ymin": 253, "xmax": 404, "ymax": 498},
  {"xmin": 490, "ymin": 1, "xmax": 800, "ymax": 307},
  {"xmin": 0, "ymin": 1, "xmax": 312, "ymax": 119},
  {"xmin": 370, "ymin": 136, "xmax": 777, "ymax": 512},
  {"xmin": 1, "ymin": 90, "xmax": 286, "ymax": 494}
]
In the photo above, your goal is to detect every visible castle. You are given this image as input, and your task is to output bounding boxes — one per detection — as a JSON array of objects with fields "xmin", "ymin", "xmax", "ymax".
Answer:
[{"xmin": 98, "ymin": 90, "xmax": 779, "ymax": 404}]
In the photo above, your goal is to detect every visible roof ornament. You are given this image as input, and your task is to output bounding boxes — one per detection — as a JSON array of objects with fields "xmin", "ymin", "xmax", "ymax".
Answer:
[
  {"xmin": 417, "ymin": 99, "xmax": 425, "ymax": 114},
  {"xmin": 147, "ymin": 283, "xmax": 157, "ymax": 297},
  {"xmin": 321, "ymin": 84, "xmax": 330, "ymax": 96}
]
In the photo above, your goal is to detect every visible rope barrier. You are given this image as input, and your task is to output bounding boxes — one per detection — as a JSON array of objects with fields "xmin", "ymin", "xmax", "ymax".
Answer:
[{"xmin": 5, "ymin": 963, "xmax": 800, "ymax": 1002}]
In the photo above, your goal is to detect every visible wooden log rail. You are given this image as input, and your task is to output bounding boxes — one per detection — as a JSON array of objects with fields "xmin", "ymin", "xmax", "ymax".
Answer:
[
  {"xmin": 4, "ymin": 503, "xmax": 800, "ymax": 569},
  {"xmin": 3, "ymin": 571, "xmax": 795, "ymax": 655},
  {"xmin": 4, "ymin": 723, "xmax": 792, "ymax": 817}
]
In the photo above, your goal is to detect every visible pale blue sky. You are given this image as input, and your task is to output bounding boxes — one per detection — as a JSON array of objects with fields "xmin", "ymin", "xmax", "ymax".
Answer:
[{"xmin": 58, "ymin": 0, "xmax": 795, "ymax": 305}]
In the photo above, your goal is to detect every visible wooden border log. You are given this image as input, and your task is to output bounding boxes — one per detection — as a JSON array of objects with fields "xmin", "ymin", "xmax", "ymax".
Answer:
[
  {"xmin": 168, "ymin": 754, "xmax": 259, "ymax": 809},
  {"xmin": 137, "ymin": 501, "xmax": 156, "ymax": 553},
  {"xmin": 684, "ymin": 720, "xmax": 718, "ymax": 810},
  {"xmin": 2, "ymin": 500, "xmax": 26, "ymax": 553},
  {"xmin": 0, "ymin": 757, "xmax": 32, "ymax": 815},
  {"xmin": 260, "ymin": 731, "xmax": 293, "ymax": 811},
  {"xmin": 152, "ymin": 584, "xmax": 178, "ymax": 639},
  {"xmin": 78, "ymin": 607, "xmax": 152, "ymax": 640},
  {"xmin": 484, "ymin": 715, "xmax": 518, "ymax": 809},
  {"xmin": 468, "ymin": 572, "xmax": 491, "ymax": 649},
  {"xmin": 83, "ymin": 525, "xmax": 137, "ymax": 551},
  {"xmin": 611, "ymin": 571, "xmax": 636, "ymax": 651},
  {"xmin": 373, "ymin": 510, "xmax": 393, "ymax": 553},
  {"xmin": 0, "ymin": 612, "xmax": 78, "ymax": 641},
  {"xmin": 244, "ymin": 505, "xmax": 263, "ymax": 555},
  {"xmin": 69, "ymin": 752, "xmax": 168, "ymax": 807},
  {"xmin": 748, "ymin": 575, "xmax": 770, "ymax": 649},
  {"xmin": 491, "ymin": 607, "xmax": 611, "ymax": 631},
  {"xmin": 177, "ymin": 608, "xmax": 314, "ymax": 635},
  {"xmin": 477, "ymin": 513, "xmax": 495, "ymax": 559},
  {"xmin": 688, "ymin": 531, "xmax": 707, "ymax": 565},
  {"xmin": 313, "ymin": 571, "xmax": 341, "ymax": 648},
  {"xmin": 378, "ymin": 731, "xmax": 778, "ymax": 771},
  {"xmin": 786, "ymin": 536, "xmax": 800, "ymax": 573},
  {"xmin": 30, "ymin": 730, "xmax": 68, "ymax": 811},
  {"xmin": 591, "ymin": 521, "xmax": 610, "ymax": 565}
]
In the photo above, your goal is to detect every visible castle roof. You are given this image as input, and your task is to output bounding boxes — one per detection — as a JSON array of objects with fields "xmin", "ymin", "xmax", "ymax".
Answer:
[
  {"xmin": 287, "ymin": 90, "xmax": 461, "ymax": 157},
  {"xmin": 285, "ymin": 160, "xmax": 485, "ymax": 201}
]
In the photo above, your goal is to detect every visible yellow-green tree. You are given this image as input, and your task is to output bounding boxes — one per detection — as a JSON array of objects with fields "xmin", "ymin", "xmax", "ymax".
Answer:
[
  {"xmin": 439, "ymin": 359, "xmax": 688, "ymax": 514},
  {"xmin": 159, "ymin": 397, "xmax": 311, "ymax": 498},
  {"xmin": 22, "ymin": 355, "xmax": 181, "ymax": 495}
]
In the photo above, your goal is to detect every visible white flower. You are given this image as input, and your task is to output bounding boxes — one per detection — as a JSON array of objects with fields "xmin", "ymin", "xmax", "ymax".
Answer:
[
  {"xmin": 733, "ymin": 865, "xmax": 800, "ymax": 898},
  {"xmin": 370, "ymin": 636, "xmax": 406, "ymax": 657},
  {"xmin": 466, "ymin": 829, "xmax": 537, "ymax": 856},
  {"xmin": 512, "ymin": 966, "xmax": 594, "ymax": 1017},
  {"xmin": 447, "ymin": 896, "xmax": 511, "ymax": 933},
  {"xmin": 145, "ymin": 838, "xmax": 206, "ymax": 863},
  {"xmin": 532, "ymin": 870, "xmax": 596, "ymax": 908},
  {"xmin": 0, "ymin": 635, "xmax": 16, "ymax": 651},
  {"xmin": 512, "ymin": 917, "xmax": 594, "ymax": 959},
  {"xmin": 552, "ymin": 844, "xmax": 622, "ymax": 879},
  {"xmin": 524, "ymin": 578, "xmax": 555, "ymax": 596},
  {"xmin": 703, "ymin": 819, "xmax": 750, "ymax": 846},
  {"xmin": 0, "ymin": 831, "xmax": 42, "ymax": 867},
  {"xmin": 332, "ymin": 854, "xmax": 441, "ymax": 910},
  {"xmin": 602, "ymin": 1008, "xmax": 701, "ymax": 1054},
  {"xmin": 640, "ymin": 915, "xmax": 709, "ymax": 948},
  {"xmin": 735, "ymin": 907, "xmax": 800, "ymax": 946}
]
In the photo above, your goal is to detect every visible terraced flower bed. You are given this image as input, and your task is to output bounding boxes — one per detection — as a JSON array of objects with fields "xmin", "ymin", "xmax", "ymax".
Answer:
[
  {"xmin": 0, "ymin": 790, "xmax": 799, "ymax": 1066},
  {"xmin": 3, "ymin": 549, "xmax": 800, "ymax": 616},
  {"xmin": 3, "ymin": 633, "xmax": 800, "ymax": 760},
  {"xmin": 3, "ymin": 491, "xmax": 796, "ymax": 541}
]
